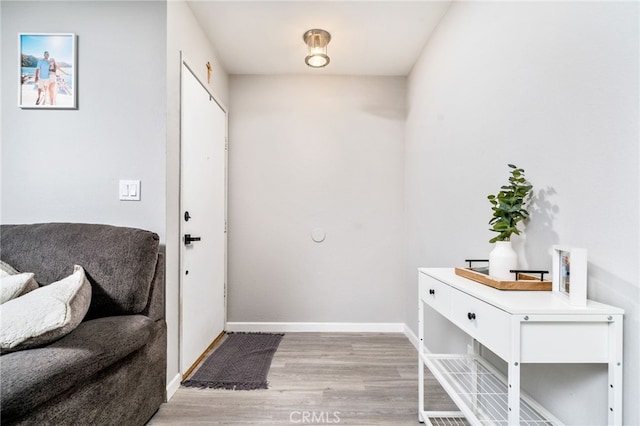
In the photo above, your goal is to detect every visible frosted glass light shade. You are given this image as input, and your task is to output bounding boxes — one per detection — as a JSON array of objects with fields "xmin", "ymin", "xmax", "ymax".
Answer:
[{"xmin": 303, "ymin": 29, "xmax": 331, "ymax": 68}]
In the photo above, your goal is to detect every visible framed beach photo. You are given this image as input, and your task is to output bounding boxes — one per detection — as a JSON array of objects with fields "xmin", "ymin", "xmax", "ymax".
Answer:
[
  {"xmin": 19, "ymin": 33, "xmax": 77, "ymax": 109},
  {"xmin": 551, "ymin": 245, "xmax": 587, "ymax": 306}
]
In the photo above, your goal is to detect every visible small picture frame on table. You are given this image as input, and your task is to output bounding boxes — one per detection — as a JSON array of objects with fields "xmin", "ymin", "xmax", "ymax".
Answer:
[{"xmin": 551, "ymin": 245, "xmax": 587, "ymax": 306}]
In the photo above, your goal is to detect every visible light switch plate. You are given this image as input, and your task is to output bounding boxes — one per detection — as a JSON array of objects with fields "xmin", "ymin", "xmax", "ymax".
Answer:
[{"xmin": 119, "ymin": 180, "xmax": 141, "ymax": 201}]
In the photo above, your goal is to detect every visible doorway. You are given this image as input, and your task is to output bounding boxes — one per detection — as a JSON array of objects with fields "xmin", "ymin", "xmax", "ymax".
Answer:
[{"xmin": 179, "ymin": 61, "xmax": 227, "ymax": 376}]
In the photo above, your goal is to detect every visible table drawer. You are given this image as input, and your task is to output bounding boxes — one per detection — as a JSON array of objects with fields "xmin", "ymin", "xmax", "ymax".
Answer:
[
  {"xmin": 450, "ymin": 289, "xmax": 509, "ymax": 358},
  {"xmin": 420, "ymin": 274, "xmax": 451, "ymax": 317}
]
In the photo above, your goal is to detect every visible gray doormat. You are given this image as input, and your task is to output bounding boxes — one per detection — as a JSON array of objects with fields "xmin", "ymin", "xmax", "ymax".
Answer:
[{"xmin": 182, "ymin": 332, "xmax": 284, "ymax": 390}]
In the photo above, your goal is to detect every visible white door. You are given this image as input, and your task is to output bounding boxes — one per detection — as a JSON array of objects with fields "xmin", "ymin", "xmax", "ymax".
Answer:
[{"xmin": 180, "ymin": 62, "xmax": 227, "ymax": 375}]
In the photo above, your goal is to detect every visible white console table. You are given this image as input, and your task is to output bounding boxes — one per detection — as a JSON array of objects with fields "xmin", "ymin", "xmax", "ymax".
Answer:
[{"xmin": 418, "ymin": 268, "xmax": 624, "ymax": 426}]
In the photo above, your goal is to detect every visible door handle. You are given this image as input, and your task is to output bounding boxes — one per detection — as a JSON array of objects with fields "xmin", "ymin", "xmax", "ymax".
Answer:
[{"xmin": 184, "ymin": 234, "xmax": 202, "ymax": 245}]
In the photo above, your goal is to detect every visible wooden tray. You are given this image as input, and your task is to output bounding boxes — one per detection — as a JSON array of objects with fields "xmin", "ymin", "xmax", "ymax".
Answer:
[{"xmin": 454, "ymin": 267, "xmax": 552, "ymax": 291}]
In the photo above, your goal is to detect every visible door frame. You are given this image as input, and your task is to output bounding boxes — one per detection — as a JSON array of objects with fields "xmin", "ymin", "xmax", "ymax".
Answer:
[{"xmin": 178, "ymin": 55, "xmax": 229, "ymax": 374}]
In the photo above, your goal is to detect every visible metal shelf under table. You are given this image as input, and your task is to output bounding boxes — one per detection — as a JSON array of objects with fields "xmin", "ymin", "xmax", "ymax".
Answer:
[{"xmin": 421, "ymin": 353, "xmax": 563, "ymax": 426}]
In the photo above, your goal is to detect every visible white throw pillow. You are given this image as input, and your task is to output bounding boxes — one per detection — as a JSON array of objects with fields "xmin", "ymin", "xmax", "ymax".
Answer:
[
  {"xmin": 0, "ymin": 260, "xmax": 20, "ymax": 278},
  {"xmin": 0, "ymin": 265, "xmax": 92, "ymax": 354},
  {"xmin": 0, "ymin": 272, "xmax": 39, "ymax": 304}
]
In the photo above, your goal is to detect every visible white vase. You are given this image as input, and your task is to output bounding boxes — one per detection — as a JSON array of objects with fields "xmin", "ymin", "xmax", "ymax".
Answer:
[{"xmin": 489, "ymin": 241, "xmax": 518, "ymax": 281}]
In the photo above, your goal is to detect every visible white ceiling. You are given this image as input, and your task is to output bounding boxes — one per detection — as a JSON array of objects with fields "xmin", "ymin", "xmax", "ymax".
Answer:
[{"xmin": 186, "ymin": 1, "xmax": 452, "ymax": 76}]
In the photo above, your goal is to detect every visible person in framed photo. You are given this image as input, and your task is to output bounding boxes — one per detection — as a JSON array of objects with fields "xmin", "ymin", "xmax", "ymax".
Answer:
[
  {"xmin": 34, "ymin": 50, "xmax": 51, "ymax": 105},
  {"xmin": 47, "ymin": 58, "xmax": 68, "ymax": 105}
]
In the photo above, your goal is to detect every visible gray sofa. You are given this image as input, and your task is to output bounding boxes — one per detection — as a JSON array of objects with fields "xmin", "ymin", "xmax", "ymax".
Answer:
[{"xmin": 0, "ymin": 223, "xmax": 166, "ymax": 425}]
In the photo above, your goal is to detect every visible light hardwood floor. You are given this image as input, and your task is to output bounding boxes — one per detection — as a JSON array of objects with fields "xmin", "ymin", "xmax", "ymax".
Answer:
[{"xmin": 148, "ymin": 332, "xmax": 463, "ymax": 425}]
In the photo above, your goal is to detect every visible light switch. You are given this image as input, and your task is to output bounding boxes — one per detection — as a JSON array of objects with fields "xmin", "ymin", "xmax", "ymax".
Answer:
[{"xmin": 119, "ymin": 180, "xmax": 141, "ymax": 201}]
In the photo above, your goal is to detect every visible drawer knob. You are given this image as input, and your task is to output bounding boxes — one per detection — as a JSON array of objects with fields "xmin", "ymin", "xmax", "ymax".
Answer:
[
  {"xmin": 429, "ymin": 289, "xmax": 435, "ymax": 295},
  {"xmin": 467, "ymin": 312, "xmax": 476, "ymax": 320}
]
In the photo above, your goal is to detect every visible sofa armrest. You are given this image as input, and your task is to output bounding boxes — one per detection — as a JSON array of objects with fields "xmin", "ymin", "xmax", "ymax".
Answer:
[
  {"xmin": 142, "ymin": 252, "xmax": 164, "ymax": 322},
  {"xmin": 0, "ymin": 316, "xmax": 157, "ymax": 422}
]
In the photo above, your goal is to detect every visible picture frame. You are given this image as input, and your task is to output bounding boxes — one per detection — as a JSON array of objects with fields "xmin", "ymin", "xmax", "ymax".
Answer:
[
  {"xmin": 551, "ymin": 245, "xmax": 587, "ymax": 306},
  {"xmin": 19, "ymin": 33, "xmax": 77, "ymax": 109}
]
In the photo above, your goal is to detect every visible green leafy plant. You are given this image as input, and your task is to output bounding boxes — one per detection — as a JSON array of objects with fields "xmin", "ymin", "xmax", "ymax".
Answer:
[{"xmin": 488, "ymin": 164, "xmax": 533, "ymax": 243}]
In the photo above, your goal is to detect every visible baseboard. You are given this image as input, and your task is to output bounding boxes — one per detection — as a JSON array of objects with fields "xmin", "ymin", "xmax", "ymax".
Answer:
[
  {"xmin": 402, "ymin": 324, "xmax": 421, "ymax": 351},
  {"xmin": 226, "ymin": 322, "xmax": 406, "ymax": 333},
  {"xmin": 166, "ymin": 373, "xmax": 181, "ymax": 401},
  {"xmin": 225, "ymin": 322, "xmax": 427, "ymax": 355}
]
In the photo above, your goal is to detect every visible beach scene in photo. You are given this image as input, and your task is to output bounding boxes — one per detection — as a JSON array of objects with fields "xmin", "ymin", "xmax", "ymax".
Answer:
[
  {"xmin": 20, "ymin": 34, "xmax": 75, "ymax": 108},
  {"xmin": 21, "ymin": 67, "xmax": 74, "ymax": 107}
]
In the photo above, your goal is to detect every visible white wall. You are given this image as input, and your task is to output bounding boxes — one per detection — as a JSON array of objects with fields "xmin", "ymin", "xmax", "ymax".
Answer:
[
  {"xmin": 405, "ymin": 2, "xmax": 639, "ymax": 425},
  {"xmin": 1, "ymin": 1, "xmax": 166, "ymax": 238},
  {"xmin": 166, "ymin": 0, "xmax": 229, "ymax": 390},
  {"xmin": 228, "ymin": 75, "xmax": 405, "ymax": 324}
]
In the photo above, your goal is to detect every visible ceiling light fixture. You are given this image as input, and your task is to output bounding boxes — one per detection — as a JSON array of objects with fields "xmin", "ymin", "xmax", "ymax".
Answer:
[{"xmin": 303, "ymin": 29, "xmax": 331, "ymax": 68}]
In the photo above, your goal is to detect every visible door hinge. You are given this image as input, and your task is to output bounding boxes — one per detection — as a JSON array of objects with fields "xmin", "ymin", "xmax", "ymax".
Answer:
[
  {"xmin": 225, "ymin": 137, "xmax": 228, "ymax": 151},
  {"xmin": 224, "ymin": 220, "xmax": 227, "ymax": 233}
]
